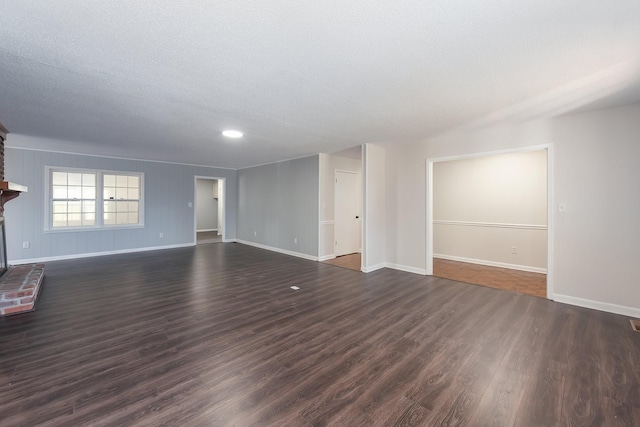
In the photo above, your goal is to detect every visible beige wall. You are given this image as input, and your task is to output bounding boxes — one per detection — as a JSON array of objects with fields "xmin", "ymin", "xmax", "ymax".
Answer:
[
  {"xmin": 385, "ymin": 103, "xmax": 640, "ymax": 316},
  {"xmin": 433, "ymin": 150, "xmax": 547, "ymax": 272}
]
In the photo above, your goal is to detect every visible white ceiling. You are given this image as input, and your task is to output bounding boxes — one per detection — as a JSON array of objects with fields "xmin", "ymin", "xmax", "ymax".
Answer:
[{"xmin": 1, "ymin": 1, "xmax": 639, "ymax": 169}]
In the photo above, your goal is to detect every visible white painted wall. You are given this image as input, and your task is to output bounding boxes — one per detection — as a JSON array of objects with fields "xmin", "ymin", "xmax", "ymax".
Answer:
[
  {"xmin": 385, "ymin": 103, "xmax": 640, "ymax": 316},
  {"xmin": 196, "ymin": 179, "xmax": 218, "ymax": 231},
  {"xmin": 362, "ymin": 143, "xmax": 386, "ymax": 272},
  {"xmin": 318, "ymin": 150, "xmax": 362, "ymax": 260},
  {"xmin": 433, "ymin": 150, "xmax": 547, "ymax": 272}
]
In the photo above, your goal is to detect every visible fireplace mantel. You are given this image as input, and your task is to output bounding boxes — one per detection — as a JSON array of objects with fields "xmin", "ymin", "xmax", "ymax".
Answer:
[{"xmin": 0, "ymin": 181, "xmax": 28, "ymax": 214}]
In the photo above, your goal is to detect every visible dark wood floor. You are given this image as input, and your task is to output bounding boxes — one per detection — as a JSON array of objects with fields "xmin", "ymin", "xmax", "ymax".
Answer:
[
  {"xmin": 433, "ymin": 258, "xmax": 547, "ymax": 298},
  {"xmin": 1, "ymin": 244, "xmax": 638, "ymax": 426}
]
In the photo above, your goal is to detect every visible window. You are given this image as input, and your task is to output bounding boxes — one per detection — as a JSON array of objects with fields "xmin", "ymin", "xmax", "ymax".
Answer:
[
  {"xmin": 51, "ymin": 171, "xmax": 96, "ymax": 227},
  {"xmin": 47, "ymin": 167, "xmax": 144, "ymax": 230},
  {"xmin": 103, "ymin": 174, "xmax": 140, "ymax": 225}
]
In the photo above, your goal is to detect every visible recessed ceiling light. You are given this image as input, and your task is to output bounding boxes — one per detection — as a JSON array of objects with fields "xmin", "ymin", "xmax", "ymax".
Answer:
[{"xmin": 222, "ymin": 130, "xmax": 243, "ymax": 138}]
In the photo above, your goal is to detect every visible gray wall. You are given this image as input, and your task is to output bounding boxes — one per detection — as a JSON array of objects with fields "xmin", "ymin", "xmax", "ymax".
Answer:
[
  {"xmin": 196, "ymin": 179, "xmax": 218, "ymax": 231},
  {"xmin": 237, "ymin": 155, "xmax": 319, "ymax": 257},
  {"xmin": 5, "ymin": 146, "xmax": 237, "ymax": 262}
]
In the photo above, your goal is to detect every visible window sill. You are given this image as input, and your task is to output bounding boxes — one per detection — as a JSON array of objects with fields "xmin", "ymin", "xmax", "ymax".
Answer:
[{"xmin": 44, "ymin": 224, "xmax": 145, "ymax": 233}]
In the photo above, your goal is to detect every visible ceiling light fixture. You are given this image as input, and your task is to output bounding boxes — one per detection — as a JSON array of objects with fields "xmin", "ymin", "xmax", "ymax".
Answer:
[{"xmin": 222, "ymin": 130, "xmax": 243, "ymax": 138}]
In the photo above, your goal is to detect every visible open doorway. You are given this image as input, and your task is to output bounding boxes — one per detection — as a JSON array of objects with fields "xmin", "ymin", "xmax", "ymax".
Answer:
[
  {"xmin": 320, "ymin": 146, "xmax": 363, "ymax": 271},
  {"xmin": 195, "ymin": 177, "xmax": 225, "ymax": 245},
  {"xmin": 427, "ymin": 146, "xmax": 552, "ymax": 298}
]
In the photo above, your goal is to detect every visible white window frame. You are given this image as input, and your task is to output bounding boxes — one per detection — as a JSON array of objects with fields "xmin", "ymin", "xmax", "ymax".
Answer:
[{"xmin": 45, "ymin": 166, "xmax": 145, "ymax": 231}]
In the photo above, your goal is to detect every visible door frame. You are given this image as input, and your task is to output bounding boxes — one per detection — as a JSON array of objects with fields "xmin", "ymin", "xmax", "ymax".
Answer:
[
  {"xmin": 194, "ymin": 176, "xmax": 226, "ymax": 244},
  {"xmin": 334, "ymin": 169, "xmax": 362, "ymax": 257},
  {"xmin": 426, "ymin": 143, "xmax": 554, "ymax": 299}
]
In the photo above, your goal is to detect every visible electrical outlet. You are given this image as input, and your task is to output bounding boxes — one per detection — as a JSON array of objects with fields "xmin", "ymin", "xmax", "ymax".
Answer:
[
  {"xmin": 22, "ymin": 241, "xmax": 30, "ymax": 249},
  {"xmin": 511, "ymin": 246, "xmax": 517, "ymax": 254},
  {"xmin": 159, "ymin": 232, "xmax": 164, "ymax": 238},
  {"xmin": 254, "ymin": 231, "xmax": 257, "ymax": 236},
  {"xmin": 294, "ymin": 237, "xmax": 297, "ymax": 244}
]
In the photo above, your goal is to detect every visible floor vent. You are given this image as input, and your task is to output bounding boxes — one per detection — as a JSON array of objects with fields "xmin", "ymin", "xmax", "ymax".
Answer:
[{"xmin": 631, "ymin": 319, "xmax": 640, "ymax": 332}]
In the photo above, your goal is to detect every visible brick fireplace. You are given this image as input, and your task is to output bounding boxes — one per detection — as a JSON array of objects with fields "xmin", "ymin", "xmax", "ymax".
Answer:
[{"xmin": 0, "ymin": 122, "xmax": 45, "ymax": 316}]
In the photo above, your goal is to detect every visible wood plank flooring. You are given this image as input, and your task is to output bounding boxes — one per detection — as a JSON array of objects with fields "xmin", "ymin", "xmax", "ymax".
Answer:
[
  {"xmin": 196, "ymin": 231, "xmax": 222, "ymax": 245},
  {"xmin": 1, "ymin": 243, "xmax": 638, "ymax": 426},
  {"xmin": 434, "ymin": 258, "xmax": 547, "ymax": 298},
  {"xmin": 322, "ymin": 253, "xmax": 361, "ymax": 271}
]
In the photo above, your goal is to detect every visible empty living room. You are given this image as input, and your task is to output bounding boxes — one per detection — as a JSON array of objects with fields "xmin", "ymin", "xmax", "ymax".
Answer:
[{"xmin": 1, "ymin": 1, "xmax": 639, "ymax": 426}]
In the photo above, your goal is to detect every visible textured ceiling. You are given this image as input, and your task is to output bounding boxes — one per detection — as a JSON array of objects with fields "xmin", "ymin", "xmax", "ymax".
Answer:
[{"xmin": 1, "ymin": 1, "xmax": 639, "ymax": 168}]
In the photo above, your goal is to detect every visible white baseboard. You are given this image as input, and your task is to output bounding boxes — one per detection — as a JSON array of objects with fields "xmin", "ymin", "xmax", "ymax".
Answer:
[
  {"xmin": 361, "ymin": 263, "xmax": 385, "ymax": 273},
  {"xmin": 318, "ymin": 254, "xmax": 335, "ymax": 262},
  {"xmin": 235, "ymin": 239, "xmax": 318, "ymax": 261},
  {"xmin": 553, "ymin": 294, "xmax": 640, "ymax": 318},
  {"xmin": 9, "ymin": 243, "xmax": 195, "ymax": 265},
  {"xmin": 197, "ymin": 228, "xmax": 217, "ymax": 232},
  {"xmin": 434, "ymin": 254, "xmax": 547, "ymax": 274},
  {"xmin": 385, "ymin": 263, "xmax": 427, "ymax": 275}
]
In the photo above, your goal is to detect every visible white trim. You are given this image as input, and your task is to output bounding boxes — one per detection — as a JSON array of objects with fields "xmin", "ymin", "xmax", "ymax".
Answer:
[
  {"xmin": 361, "ymin": 263, "xmax": 385, "ymax": 273},
  {"xmin": 235, "ymin": 239, "xmax": 318, "ymax": 261},
  {"xmin": 385, "ymin": 263, "xmax": 427, "ymax": 275},
  {"xmin": 8, "ymin": 145, "xmax": 236, "ymax": 170},
  {"xmin": 334, "ymin": 169, "xmax": 361, "ymax": 257},
  {"xmin": 317, "ymin": 154, "xmax": 324, "ymax": 268},
  {"xmin": 433, "ymin": 220, "xmax": 547, "ymax": 230},
  {"xmin": 434, "ymin": 254, "xmax": 547, "ymax": 274},
  {"xmin": 426, "ymin": 144, "xmax": 552, "ymax": 163},
  {"xmin": 426, "ymin": 159, "xmax": 434, "ymax": 275},
  {"xmin": 318, "ymin": 254, "xmax": 335, "ymax": 261},
  {"xmin": 426, "ymin": 144, "xmax": 553, "ymax": 299},
  {"xmin": 546, "ymin": 144, "xmax": 555, "ymax": 299},
  {"xmin": 238, "ymin": 153, "xmax": 320, "ymax": 171},
  {"xmin": 45, "ymin": 166, "xmax": 145, "ymax": 231},
  {"xmin": 553, "ymin": 294, "xmax": 640, "ymax": 318},
  {"xmin": 320, "ymin": 220, "xmax": 335, "ymax": 225},
  {"xmin": 9, "ymin": 243, "xmax": 194, "ymax": 265},
  {"xmin": 196, "ymin": 228, "xmax": 217, "ymax": 232}
]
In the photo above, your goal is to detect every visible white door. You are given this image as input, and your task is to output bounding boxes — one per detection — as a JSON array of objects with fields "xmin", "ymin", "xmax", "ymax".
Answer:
[{"xmin": 334, "ymin": 171, "xmax": 361, "ymax": 256}]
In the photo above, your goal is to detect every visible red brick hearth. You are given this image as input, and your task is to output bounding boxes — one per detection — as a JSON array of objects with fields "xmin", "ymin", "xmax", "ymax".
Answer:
[
  {"xmin": 0, "ymin": 264, "xmax": 45, "ymax": 316},
  {"xmin": 0, "ymin": 122, "xmax": 44, "ymax": 317}
]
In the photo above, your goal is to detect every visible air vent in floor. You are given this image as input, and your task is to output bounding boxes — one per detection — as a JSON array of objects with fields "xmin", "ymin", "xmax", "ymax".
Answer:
[{"xmin": 631, "ymin": 319, "xmax": 640, "ymax": 332}]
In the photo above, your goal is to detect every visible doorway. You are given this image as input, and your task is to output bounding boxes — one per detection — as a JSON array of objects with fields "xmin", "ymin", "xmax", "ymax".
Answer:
[
  {"xmin": 194, "ymin": 177, "xmax": 225, "ymax": 245},
  {"xmin": 327, "ymin": 170, "xmax": 362, "ymax": 271},
  {"xmin": 319, "ymin": 147, "xmax": 363, "ymax": 271},
  {"xmin": 427, "ymin": 145, "xmax": 553, "ymax": 298},
  {"xmin": 334, "ymin": 170, "xmax": 361, "ymax": 257}
]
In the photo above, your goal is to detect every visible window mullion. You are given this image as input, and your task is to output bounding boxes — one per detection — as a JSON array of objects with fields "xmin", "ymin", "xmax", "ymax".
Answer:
[{"xmin": 97, "ymin": 172, "xmax": 104, "ymax": 227}]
